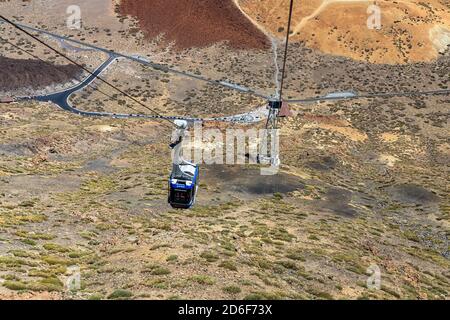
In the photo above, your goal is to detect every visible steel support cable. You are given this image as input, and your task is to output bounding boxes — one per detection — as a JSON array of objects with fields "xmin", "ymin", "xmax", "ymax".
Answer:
[{"xmin": 279, "ymin": 0, "xmax": 294, "ymax": 101}]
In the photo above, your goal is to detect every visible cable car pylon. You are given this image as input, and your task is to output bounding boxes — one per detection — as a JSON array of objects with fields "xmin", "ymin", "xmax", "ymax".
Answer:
[{"xmin": 258, "ymin": 0, "xmax": 294, "ymax": 167}]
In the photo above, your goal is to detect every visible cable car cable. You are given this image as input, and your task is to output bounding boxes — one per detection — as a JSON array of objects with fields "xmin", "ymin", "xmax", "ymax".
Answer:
[
  {"xmin": 0, "ymin": 14, "xmax": 176, "ymax": 128},
  {"xmin": 279, "ymin": 0, "xmax": 294, "ymax": 101}
]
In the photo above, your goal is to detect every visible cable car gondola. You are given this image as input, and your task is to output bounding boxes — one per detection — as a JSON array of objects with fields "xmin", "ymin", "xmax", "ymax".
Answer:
[
  {"xmin": 168, "ymin": 162, "xmax": 199, "ymax": 209},
  {"xmin": 168, "ymin": 120, "xmax": 199, "ymax": 209}
]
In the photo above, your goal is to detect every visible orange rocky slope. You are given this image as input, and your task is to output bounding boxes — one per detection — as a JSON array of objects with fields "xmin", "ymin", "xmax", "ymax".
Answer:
[{"xmin": 238, "ymin": 0, "xmax": 450, "ymax": 64}]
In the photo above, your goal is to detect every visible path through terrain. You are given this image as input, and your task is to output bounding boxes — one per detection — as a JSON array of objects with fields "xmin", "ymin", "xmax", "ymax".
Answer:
[{"xmin": 0, "ymin": 55, "xmax": 81, "ymax": 93}]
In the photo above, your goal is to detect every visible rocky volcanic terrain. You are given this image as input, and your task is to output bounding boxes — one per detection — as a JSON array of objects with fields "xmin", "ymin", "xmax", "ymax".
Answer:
[
  {"xmin": 0, "ymin": 0, "xmax": 448, "ymax": 300},
  {"xmin": 118, "ymin": 0, "xmax": 271, "ymax": 50},
  {"xmin": 241, "ymin": 0, "xmax": 450, "ymax": 64}
]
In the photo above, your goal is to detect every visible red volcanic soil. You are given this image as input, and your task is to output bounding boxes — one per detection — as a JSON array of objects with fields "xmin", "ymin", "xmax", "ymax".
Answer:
[
  {"xmin": 0, "ymin": 56, "xmax": 81, "ymax": 92},
  {"xmin": 118, "ymin": 0, "xmax": 270, "ymax": 50}
]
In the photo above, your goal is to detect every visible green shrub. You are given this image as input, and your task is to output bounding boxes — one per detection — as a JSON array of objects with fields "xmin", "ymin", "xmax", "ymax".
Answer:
[{"xmin": 108, "ymin": 289, "xmax": 133, "ymax": 300}]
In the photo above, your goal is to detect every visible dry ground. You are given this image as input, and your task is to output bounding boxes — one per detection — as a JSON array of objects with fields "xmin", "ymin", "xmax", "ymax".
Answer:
[
  {"xmin": 0, "ymin": 97, "xmax": 448, "ymax": 300},
  {"xmin": 118, "ymin": 0, "xmax": 271, "ymax": 50},
  {"xmin": 0, "ymin": 56, "xmax": 81, "ymax": 93},
  {"xmin": 240, "ymin": 0, "xmax": 450, "ymax": 64}
]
